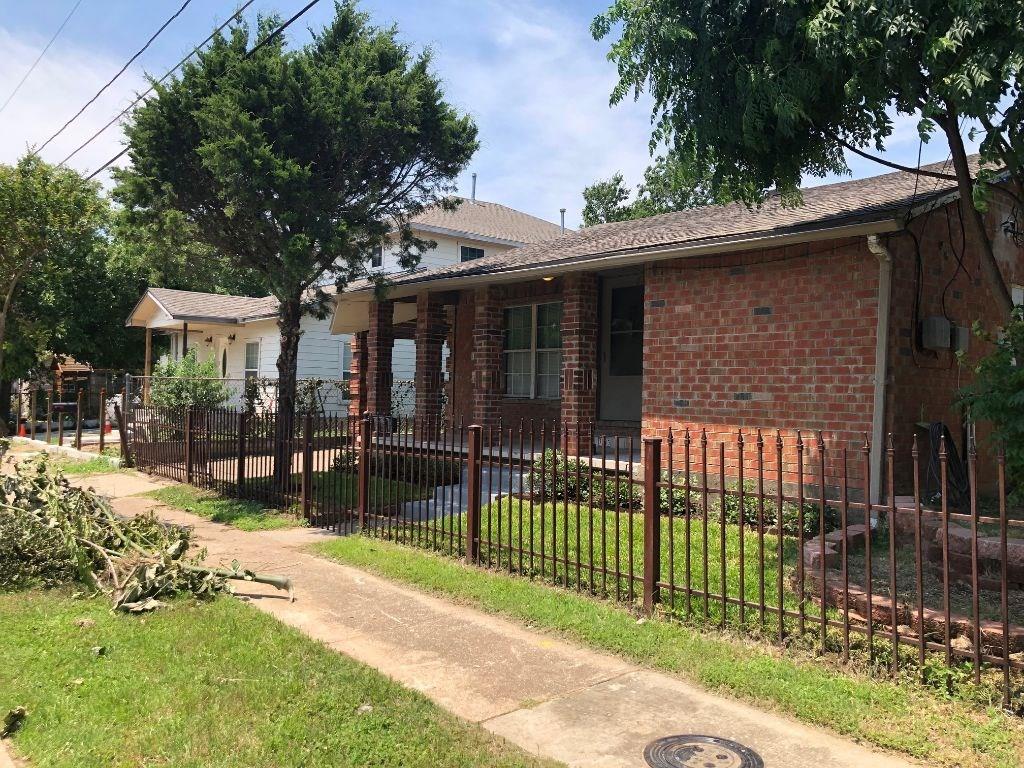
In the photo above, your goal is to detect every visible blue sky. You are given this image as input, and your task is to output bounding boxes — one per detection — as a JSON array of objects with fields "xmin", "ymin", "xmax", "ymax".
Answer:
[{"xmin": 0, "ymin": 0, "xmax": 975, "ymax": 228}]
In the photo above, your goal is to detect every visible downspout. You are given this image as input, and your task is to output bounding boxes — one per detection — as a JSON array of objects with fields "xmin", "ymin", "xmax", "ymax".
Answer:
[{"xmin": 867, "ymin": 235, "xmax": 892, "ymax": 505}]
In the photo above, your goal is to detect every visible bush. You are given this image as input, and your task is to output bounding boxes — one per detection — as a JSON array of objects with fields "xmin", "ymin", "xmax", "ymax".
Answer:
[
  {"xmin": 523, "ymin": 449, "xmax": 837, "ymax": 538},
  {"xmin": 150, "ymin": 350, "xmax": 233, "ymax": 409}
]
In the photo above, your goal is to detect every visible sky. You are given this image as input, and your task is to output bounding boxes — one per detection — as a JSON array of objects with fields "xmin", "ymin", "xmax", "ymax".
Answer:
[{"xmin": 0, "ymin": 0, "xmax": 979, "ymax": 229}]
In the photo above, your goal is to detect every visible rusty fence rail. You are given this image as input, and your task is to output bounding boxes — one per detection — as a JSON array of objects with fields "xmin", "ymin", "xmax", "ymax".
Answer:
[{"xmin": 123, "ymin": 407, "xmax": 1023, "ymax": 710}]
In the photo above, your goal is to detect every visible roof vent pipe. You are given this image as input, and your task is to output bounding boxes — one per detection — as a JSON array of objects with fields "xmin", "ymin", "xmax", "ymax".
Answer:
[
  {"xmin": 471, "ymin": 173, "xmax": 477, "ymax": 202},
  {"xmin": 560, "ymin": 208, "xmax": 566, "ymax": 233}
]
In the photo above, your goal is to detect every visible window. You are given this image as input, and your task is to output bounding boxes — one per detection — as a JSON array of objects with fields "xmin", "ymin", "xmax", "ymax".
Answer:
[
  {"xmin": 369, "ymin": 246, "xmax": 383, "ymax": 269},
  {"xmin": 341, "ymin": 342, "xmax": 353, "ymax": 381},
  {"xmin": 461, "ymin": 245, "xmax": 485, "ymax": 262},
  {"xmin": 503, "ymin": 302, "xmax": 562, "ymax": 399},
  {"xmin": 608, "ymin": 285, "xmax": 644, "ymax": 376},
  {"xmin": 244, "ymin": 341, "xmax": 260, "ymax": 380},
  {"xmin": 1013, "ymin": 285, "xmax": 1023, "ymax": 307}
]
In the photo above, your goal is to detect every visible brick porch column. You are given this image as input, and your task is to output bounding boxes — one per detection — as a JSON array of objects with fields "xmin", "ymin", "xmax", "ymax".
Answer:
[
  {"xmin": 472, "ymin": 286, "xmax": 502, "ymax": 438},
  {"xmin": 347, "ymin": 331, "xmax": 367, "ymax": 418},
  {"xmin": 561, "ymin": 272, "xmax": 598, "ymax": 453},
  {"xmin": 415, "ymin": 292, "xmax": 446, "ymax": 435},
  {"xmin": 366, "ymin": 299, "xmax": 394, "ymax": 416}
]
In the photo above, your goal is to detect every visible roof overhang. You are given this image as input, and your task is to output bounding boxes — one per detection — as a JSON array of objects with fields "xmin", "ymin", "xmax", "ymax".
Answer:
[
  {"xmin": 329, "ymin": 215, "xmax": 904, "ymax": 334},
  {"xmin": 411, "ymin": 222, "xmax": 529, "ymax": 248}
]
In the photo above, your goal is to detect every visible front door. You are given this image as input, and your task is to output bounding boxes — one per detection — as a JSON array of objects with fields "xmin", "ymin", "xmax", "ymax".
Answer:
[{"xmin": 598, "ymin": 274, "xmax": 644, "ymax": 423}]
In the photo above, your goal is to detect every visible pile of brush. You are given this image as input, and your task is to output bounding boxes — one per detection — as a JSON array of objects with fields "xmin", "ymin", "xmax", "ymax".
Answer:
[{"xmin": 0, "ymin": 455, "xmax": 291, "ymax": 610}]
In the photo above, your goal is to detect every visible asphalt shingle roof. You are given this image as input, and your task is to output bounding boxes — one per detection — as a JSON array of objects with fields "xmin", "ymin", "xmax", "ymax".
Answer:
[
  {"xmin": 148, "ymin": 287, "xmax": 278, "ymax": 322},
  {"xmin": 410, "ymin": 197, "xmax": 564, "ymax": 244},
  {"xmin": 358, "ymin": 158, "xmax": 969, "ymax": 292}
]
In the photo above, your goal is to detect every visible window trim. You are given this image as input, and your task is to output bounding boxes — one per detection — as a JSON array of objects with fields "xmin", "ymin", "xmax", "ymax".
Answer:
[
  {"xmin": 244, "ymin": 340, "xmax": 261, "ymax": 380},
  {"xmin": 502, "ymin": 301, "xmax": 562, "ymax": 400}
]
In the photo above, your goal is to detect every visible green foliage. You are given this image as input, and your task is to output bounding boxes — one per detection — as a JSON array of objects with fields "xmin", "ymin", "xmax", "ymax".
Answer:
[
  {"xmin": 332, "ymin": 448, "xmax": 461, "ymax": 487},
  {"xmin": 524, "ymin": 450, "xmax": 835, "ymax": 537},
  {"xmin": 114, "ymin": 2, "xmax": 478, "ymax": 418},
  {"xmin": 592, "ymin": 0, "xmax": 1024, "ymax": 211},
  {"xmin": 149, "ymin": 350, "xmax": 233, "ymax": 409},
  {"xmin": 581, "ymin": 149, "xmax": 730, "ymax": 226},
  {"xmin": 0, "ymin": 155, "xmax": 131, "ymax": 386},
  {"xmin": 959, "ymin": 305, "xmax": 1024, "ymax": 500}
]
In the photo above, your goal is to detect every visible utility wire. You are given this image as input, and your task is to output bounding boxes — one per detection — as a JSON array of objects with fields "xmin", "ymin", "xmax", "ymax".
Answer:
[
  {"xmin": 85, "ymin": 0, "xmax": 324, "ymax": 182},
  {"xmin": 60, "ymin": 0, "xmax": 259, "ymax": 166},
  {"xmin": 37, "ymin": 0, "xmax": 195, "ymax": 155},
  {"xmin": 0, "ymin": 0, "xmax": 85, "ymax": 117}
]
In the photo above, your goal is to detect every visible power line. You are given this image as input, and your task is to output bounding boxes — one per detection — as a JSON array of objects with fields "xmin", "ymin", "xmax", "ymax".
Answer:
[
  {"xmin": 86, "ymin": 0, "xmax": 325, "ymax": 182},
  {"xmin": 0, "ymin": 0, "xmax": 85, "ymax": 117},
  {"xmin": 60, "ymin": 0, "xmax": 259, "ymax": 167},
  {"xmin": 37, "ymin": 0, "xmax": 195, "ymax": 155}
]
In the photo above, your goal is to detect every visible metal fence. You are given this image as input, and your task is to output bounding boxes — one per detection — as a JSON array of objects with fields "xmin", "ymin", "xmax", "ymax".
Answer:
[
  {"xmin": 123, "ymin": 406, "xmax": 1023, "ymax": 710},
  {"xmin": 7, "ymin": 382, "xmax": 119, "ymax": 452}
]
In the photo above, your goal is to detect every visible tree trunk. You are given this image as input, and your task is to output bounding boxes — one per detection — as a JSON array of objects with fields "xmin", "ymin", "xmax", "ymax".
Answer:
[
  {"xmin": 0, "ymin": 378, "xmax": 11, "ymax": 437},
  {"xmin": 273, "ymin": 294, "xmax": 304, "ymax": 488},
  {"xmin": 939, "ymin": 108, "xmax": 1012, "ymax": 313}
]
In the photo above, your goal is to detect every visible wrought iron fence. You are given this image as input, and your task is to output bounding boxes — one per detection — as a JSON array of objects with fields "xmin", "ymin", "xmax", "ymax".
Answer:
[
  {"xmin": 122, "ymin": 406, "xmax": 1023, "ymax": 710},
  {"xmin": 7, "ymin": 381, "xmax": 120, "ymax": 452}
]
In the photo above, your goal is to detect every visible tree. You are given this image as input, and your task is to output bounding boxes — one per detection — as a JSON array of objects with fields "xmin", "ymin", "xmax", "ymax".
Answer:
[
  {"xmin": 592, "ymin": 0, "xmax": 1024, "ymax": 304},
  {"xmin": 115, "ymin": 2, "xmax": 478, "ymax": 481},
  {"xmin": 0, "ymin": 155, "xmax": 110, "ymax": 433},
  {"xmin": 959, "ymin": 307, "xmax": 1024, "ymax": 501},
  {"xmin": 582, "ymin": 149, "xmax": 726, "ymax": 226}
]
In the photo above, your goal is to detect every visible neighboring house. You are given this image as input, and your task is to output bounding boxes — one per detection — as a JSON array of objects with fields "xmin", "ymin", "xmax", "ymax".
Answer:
[
  {"xmin": 333, "ymin": 159, "xmax": 1023, "ymax": 498},
  {"xmin": 125, "ymin": 197, "xmax": 564, "ymax": 411}
]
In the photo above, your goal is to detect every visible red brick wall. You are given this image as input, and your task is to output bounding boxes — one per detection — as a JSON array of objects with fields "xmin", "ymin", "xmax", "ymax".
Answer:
[
  {"xmin": 366, "ymin": 301, "xmax": 393, "ymax": 416},
  {"xmin": 561, "ymin": 273, "xmax": 599, "ymax": 449},
  {"xmin": 641, "ymin": 238, "xmax": 881, "ymax": 490},
  {"xmin": 885, "ymin": 196, "xmax": 1023, "ymax": 494}
]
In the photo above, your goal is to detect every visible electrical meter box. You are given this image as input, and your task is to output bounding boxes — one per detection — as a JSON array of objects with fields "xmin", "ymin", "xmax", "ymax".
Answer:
[{"xmin": 920, "ymin": 316, "xmax": 952, "ymax": 351}]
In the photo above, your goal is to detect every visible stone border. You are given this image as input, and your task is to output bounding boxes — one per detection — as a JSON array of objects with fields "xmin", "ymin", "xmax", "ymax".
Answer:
[{"xmin": 802, "ymin": 522, "xmax": 1024, "ymax": 655}]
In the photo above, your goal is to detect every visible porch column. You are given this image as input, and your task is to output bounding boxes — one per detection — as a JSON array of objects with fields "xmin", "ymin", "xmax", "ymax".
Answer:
[
  {"xmin": 143, "ymin": 327, "xmax": 152, "ymax": 404},
  {"xmin": 561, "ymin": 272, "xmax": 599, "ymax": 453},
  {"xmin": 472, "ymin": 286, "xmax": 502, "ymax": 437},
  {"xmin": 366, "ymin": 299, "xmax": 394, "ymax": 416},
  {"xmin": 347, "ymin": 331, "xmax": 367, "ymax": 418},
  {"xmin": 415, "ymin": 292, "xmax": 446, "ymax": 434}
]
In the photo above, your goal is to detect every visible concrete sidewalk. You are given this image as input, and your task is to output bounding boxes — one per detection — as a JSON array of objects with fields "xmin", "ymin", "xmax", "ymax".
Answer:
[{"xmin": 72, "ymin": 471, "xmax": 915, "ymax": 768}]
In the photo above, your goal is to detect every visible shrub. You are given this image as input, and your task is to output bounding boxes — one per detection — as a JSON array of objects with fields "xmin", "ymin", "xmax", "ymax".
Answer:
[
  {"xmin": 331, "ymin": 449, "xmax": 461, "ymax": 486},
  {"xmin": 150, "ymin": 350, "xmax": 233, "ymax": 409},
  {"xmin": 523, "ymin": 450, "xmax": 836, "ymax": 538}
]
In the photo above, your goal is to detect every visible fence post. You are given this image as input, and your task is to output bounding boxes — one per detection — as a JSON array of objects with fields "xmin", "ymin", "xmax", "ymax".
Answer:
[
  {"xmin": 235, "ymin": 411, "xmax": 247, "ymax": 490},
  {"xmin": 45, "ymin": 390, "xmax": 52, "ymax": 444},
  {"xmin": 74, "ymin": 389, "xmax": 84, "ymax": 449},
  {"xmin": 184, "ymin": 407, "xmax": 194, "ymax": 485},
  {"xmin": 28, "ymin": 389, "xmax": 37, "ymax": 441},
  {"xmin": 643, "ymin": 436, "xmax": 663, "ymax": 613},
  {"xmin": 98, "ymin": 387, "xmax": 107, "ymax": 453},
  {"xmin": 357, "ymin": 414, "xmax": 371, "ymax": 531},
  {"xmin": 465, "ymin": 424, "xmax": 483, "ymax": 564},
  {"xmin": 301, "ymin": 412, "xmax": 314, "ymax": 521},
  {"xmin": 114, "ymin": 402, "xmax": 133, "ymax": 468}
]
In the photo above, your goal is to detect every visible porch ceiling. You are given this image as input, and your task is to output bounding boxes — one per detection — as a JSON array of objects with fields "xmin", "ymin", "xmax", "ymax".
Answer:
[{"xmin": 331, "ymin": 295, "xmax": 417, "ymax": 334}]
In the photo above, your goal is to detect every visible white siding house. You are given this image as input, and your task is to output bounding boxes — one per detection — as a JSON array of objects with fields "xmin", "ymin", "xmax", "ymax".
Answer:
[{"xmin": 126, "ymin": 198, "xmax": 564, "ymax": 413}]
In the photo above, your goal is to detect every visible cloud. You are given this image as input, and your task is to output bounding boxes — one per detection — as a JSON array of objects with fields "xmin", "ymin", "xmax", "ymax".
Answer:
[
  {"xmin": 0, "ymin": 27, "xmax": 146, "ymax": 183},
  {"xmin": 419, "ymin": 0, "xmax": 656, "ymax": 228}
]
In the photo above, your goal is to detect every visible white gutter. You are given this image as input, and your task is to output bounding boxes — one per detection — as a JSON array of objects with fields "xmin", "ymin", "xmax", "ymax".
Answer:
[{"xmin": 866, "ymin": 235, "xmax": 893, "ymax": 506}]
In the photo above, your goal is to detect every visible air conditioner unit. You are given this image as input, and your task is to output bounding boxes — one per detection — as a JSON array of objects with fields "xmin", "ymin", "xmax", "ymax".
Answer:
[{"xmin": 920, "ymin": 316, "xmax": 951, "ymax": 351}]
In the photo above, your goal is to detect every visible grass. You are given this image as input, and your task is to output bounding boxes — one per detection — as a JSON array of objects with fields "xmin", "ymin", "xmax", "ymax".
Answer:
[
  {"xmin": 146, "ymin": 485, "xmax": 305, "ymax": 532},
  {"xmin": 51, "ymin": 455, "xmax": 124, "ymax": 475},
  {"xmin": 250, "ymin": 470, "xmax": 428, "ymax": 508},
  {"xmin": 0, "ymin": 590, "xmax": 558, "ymax": 768},
  {"xmin": 314, "ymin": 534, "xmax": 1024, "ymax": 768}
]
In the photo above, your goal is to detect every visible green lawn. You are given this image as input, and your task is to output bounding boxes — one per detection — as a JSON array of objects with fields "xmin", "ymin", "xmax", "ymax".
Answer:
[
  {"xmin": 51, "ymin": 455, "xmax": 124, "ymax": 475},
  {"xmin": 146, "ymin": 485, "xmax": 305, "ymax": 532},
  {"xmin": 248, "ymin": 470, "xmax": 427, "ymax": 509},
  {"xmin": 314, "ymin": 535, "xmax": 1024, "ymax": 768},
  {"xmin": 0, "ymin": 591, "xmax": 557, "ymax": 768}
]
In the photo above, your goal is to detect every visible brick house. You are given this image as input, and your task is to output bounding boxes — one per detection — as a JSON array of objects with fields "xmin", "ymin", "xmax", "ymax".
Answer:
[{"xmin": 332, "ymin": 160, "xmax": 1023, "ymax": 498}]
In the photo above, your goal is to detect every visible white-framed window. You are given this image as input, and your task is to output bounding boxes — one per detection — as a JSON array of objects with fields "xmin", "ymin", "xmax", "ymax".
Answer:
[
  {"xmin": 370, "ymin": 246, "xmax": 384, "ymax": 269},
  {"xmin": 461, "ymin": 245, "xmax": 485, "ymax": 262},
  {"xmin": 1013, "ymin": 284, "xmax": 1023, "ymax": 307},
  {"xmin": 244, "ymin": 341, "xmax": 260, "ymax": 380},
  {"xmin": 341, "ymin": 341, "xmax": 353, "ymax": 382},
  {"xmin": 503, "ymin": 302, "xmax": 562, "ymax": 399}
]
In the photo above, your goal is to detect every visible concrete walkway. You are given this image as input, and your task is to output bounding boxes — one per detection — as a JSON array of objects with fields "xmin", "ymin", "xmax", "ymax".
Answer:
[{"xmin": 67, "ymin": 470, "xmax": 916, "ymax": 768}]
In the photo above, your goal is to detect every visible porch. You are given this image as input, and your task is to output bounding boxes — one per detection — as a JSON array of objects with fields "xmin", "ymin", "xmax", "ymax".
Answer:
[{"xmin": 338, "ymin": 269, "xmax": 645, "ymax": 454}]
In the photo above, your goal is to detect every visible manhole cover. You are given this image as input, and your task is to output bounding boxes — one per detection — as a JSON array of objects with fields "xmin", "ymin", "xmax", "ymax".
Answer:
[{"xmin": 643, "ymin": 735, "xmax": 764, "ymax": 768}]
